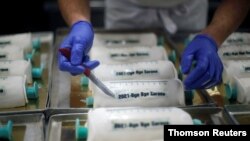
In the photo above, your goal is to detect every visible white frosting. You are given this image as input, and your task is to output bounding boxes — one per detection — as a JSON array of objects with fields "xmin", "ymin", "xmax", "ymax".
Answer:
[
  {"xmin": 0, "ymin": 60, "xmax": 33, "ymax": 83},
  {"xmin": 0, "ymin": 45, "xmax": 25, "ymax": 60},
  {"xmin": 235, "ymin": 77, "xmax": 250, "ymax": 104},
  {"xmin": 93, "ymin": 60, "xmax": 177, "ymax": 81},
  {"xmin": 90, "ymin": 46, "xmax": 167, "ymax": 65},
  {"xmin": 87, "ymin": 107, "xmax": 193, "ymax": 141},
  {"xmin": 93, "ymin": 33, "xmax": 157, "ymax": 47},
  {"xmin": 0, "ymin": 76, "xmax": 28, "ymax": 108},
  {"xmin": 0, "ymin": 33, "xmax": 32, "ymax": 53},
  {"xmin": 218, "ymin": 44, "xmax": 250, "ymax": 60},
  {"xmin": 222, "ymin": 32, "xmax": 250, "ymax": 46},
  {"xmin": 222, "ymin": 60, "xmax": 250, "ymax": 83},
  {"xmin": 92, "ymin": 79, "xmax": 185, "ymax": 108}
]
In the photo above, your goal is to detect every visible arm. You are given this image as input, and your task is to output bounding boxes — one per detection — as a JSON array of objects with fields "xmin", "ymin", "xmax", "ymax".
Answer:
[
  {"xmin": 58, "ymin": 0, "xmax": 90, "ymax": 26},
  {"xmin": 181, "ymin": 0, "xmax": 250, "ymax": 90},
  {"xmin": 202, "ymin": 0, "xmax": 250, "ymax": 46},
  {"xmin": 58, "ymin": 0, "xmax": 99, "ymax": 75}
]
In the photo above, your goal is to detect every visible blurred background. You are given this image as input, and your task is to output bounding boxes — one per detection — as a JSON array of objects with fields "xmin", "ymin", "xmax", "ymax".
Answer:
[{"xmin": 0, "ymin": 0, "xmax": 249, "ymax": 35}]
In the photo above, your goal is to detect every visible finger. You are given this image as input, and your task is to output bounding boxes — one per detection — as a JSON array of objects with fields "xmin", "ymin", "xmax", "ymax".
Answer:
[
  {"xmin": 181, "ymin": 53, "xmax": 194, "ymax": 74},
  {"xmin": 59, "ymin": 61, "xmax": 85, "ymax": 74},
  {"xmin": 71, "ymin": 73, "xmax": 78, "ymax": 76},
  {"xmin": 60, "ymin": 36, "xmax": 72, "ymax": 49},
  {"xmin": 58, "ymin": 53, "xmax": 69, "ymax": 70},
  {"xmin": 184, "ymin": 57, "xmax": 209, "ymax": 86},
  {"xmin": 83, "ymin": 55, "xmax": 90, "ymax": 62},
  {"xmin": 71, "ymin": 43, "xmax": 85, "ymax": 65},
  {"xmin": 185, "ymin": 71, "xmax": 211, "ymax": 89},
  {"xmin": 200, "ymin": 57, "xmax": 218, "ymax": 89},
  {"xmin": 181, "ymin": 42, "xmax": 197, "ymax": 74},
  {"xmin": 83, "ymin": 60, "xmax": 100, "ymax": 70},
  {"xmin": 202, "ymin": 81, "xmax": 218, "ymax": 89},
  {"xmin": 201, "ymin": 75, "xmax": 222, "ymax": 89},
  {"xmin": 208, "ymin": 56, "xmax": 216, "ymax": 81},
  {"xmin": 215, "ymin": 56, "xmax": 223, "ymax": 84},
  {"xmin": 58, "ymin": 52, "xmax": 68, "ymax": 62}
]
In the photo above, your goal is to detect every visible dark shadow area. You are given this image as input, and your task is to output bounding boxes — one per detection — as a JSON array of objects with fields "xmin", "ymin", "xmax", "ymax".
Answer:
[
  {"xmin": 0, "ymin": 0, "xmax": 249, "ymax": 35},
  {"xmin": 0, "ymin": 0, "xmax": 50, "ymax": 35}
]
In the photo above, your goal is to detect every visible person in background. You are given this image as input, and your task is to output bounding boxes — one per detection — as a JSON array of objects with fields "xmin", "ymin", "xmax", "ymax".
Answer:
[
  {"xmin": 58, "ymin": 0, "xmax": 249, "ymax": 89},
  {"xmin": 58, "ymin": 0, "xmax": 208, "ymax": 74},
  {"xmin": 181, "ymin": 0, "xmax": 250, "ymax": 90}
]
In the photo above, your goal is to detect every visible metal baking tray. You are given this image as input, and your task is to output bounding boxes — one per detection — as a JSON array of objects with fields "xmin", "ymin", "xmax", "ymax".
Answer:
[
  {"xmin": 224, "ymin": 104, "xmax": 250, "ymax": 124},
  {"xmin": 45, "ymin": 108, "xmax": 89, "ymax": 121},
  {"xmin": 45, "ymin": 107, "xmax": 229, "ymax": 141},
  {"xmin": 0, "ymin": 112, "xmax": 45, "ymax": 141},
  {"xmin": 0, "ymin": 32, "xmax": 53, "ymax": 114},
  {"xmin": 47, "ymin": 28, "xmax": 215, "ymax": 109}
]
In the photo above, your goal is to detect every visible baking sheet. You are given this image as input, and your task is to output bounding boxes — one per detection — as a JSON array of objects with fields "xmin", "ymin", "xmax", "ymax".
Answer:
[
  {"xmin": 0, "ymin": 32, "xmax": 53, "ymax": 114},
  {"xmin": 224, "ymin": 104, "xmax": 250, "ymax": 124},
  {"xmin": 0, "ymin": 113, "xmax": 45, "ymax": 141}
]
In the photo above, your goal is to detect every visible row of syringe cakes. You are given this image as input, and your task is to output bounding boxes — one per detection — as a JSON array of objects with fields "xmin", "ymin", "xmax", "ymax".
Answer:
[
  {"xmin": 0, "ymin": 33, "xmax": 43, "ymax": 108},
  {"xmin": 87, "ymin": 33, "xmax": 185, "ymax": 108}
]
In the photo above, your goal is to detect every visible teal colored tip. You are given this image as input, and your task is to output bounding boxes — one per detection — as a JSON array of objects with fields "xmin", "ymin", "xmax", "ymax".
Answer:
[
  {"xmin": 25, "ymin": 49, "xmax": 36, "ymax": 60},
  {"xmin": 32, "ymin": 38, "xmax": 41, "ymax": 50},
  {"xmin": 157, "ymin": 36, "xmax": 165, "ymax": 46},
  {"xmin": 168, "ymin": 50, "xmax": 176, "ymax": 63},
  {"xmin": 85, "ymin": 97, "xmax": 94, "ymax": 107},
  {"xmin": 178, "ymin": 66, "xmax": 183, "ymax": 80},
  {"xmin": 0, "ymin": 120, "xmax": 13, "ymax": 141},
  {"xmin": 193, "ymin": 119, "xmax": 203, "ymax": 125},
  {"xmin": 32, "ymin": 67, "xmax": 43, "ymax": 79},
  {"xmin": 185, "ymin": 90, "xmax": 194, "ymax": 100},
  {"xmin": 81, "ymin": 76, "xmax": 89, "ymax": 87},
  {"xmin": 184, "ymin": 38, "xmax": 191, "ymax": 46},
  {"xmin": 26, "ymin": 82, "xmax": 39, "ymax": 99},
  {"xmin": 225, "ymin": 83, "xmax": 237, "ymax": 99},
  {"xmin": 179, "ymin": 66, "xmax": 182, "ymax": 73},
  {"xmin": 25, "ymin": 54, "xmax": 33, "ymax": 60},
  {"xmin": 75, "ymin": 118, "xmax": 88, "ymax": 140}
]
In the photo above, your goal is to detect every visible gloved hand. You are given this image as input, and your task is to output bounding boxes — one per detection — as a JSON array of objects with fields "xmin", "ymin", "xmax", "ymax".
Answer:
[
  {"xmin": 181, "ymin": 34, "xmax": 223, "ymax": 90},
  {"xmin": 58, "ymin": 21, "xmax": 99, "ymax": 75}
]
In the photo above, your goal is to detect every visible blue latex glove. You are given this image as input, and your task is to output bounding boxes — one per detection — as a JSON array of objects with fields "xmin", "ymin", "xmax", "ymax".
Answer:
[
  {"xmin": 58, "ymin": 21, "xmax": 99, "ymax": 75},
  {"xmin": 181, "ymin": 34, "xmax": 223, "ymax": 90}
]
